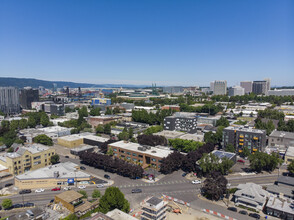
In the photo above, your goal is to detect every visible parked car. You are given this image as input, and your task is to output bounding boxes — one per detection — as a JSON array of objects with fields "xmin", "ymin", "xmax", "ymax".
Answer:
[
  {"xmin": 249, "ymin": 213, "xmax": 260, "ymax": 219},
  {"xmin": 35, "ymin": 188, "xmax": 44, "ymax": 193},
  {"xmin": 24, "ymin": 202, "xmax": 34, "ymax": 207},
  {"xmin": 51, "ymin": 187, "xmax": 61, "ymax": 191},
  {"xmin": 96, "ymin": 184, "xmax": 104, "ymax": 188},
  {"xmin": 131, "ymin": 189, "xmax": 142, "ymax": 193},
  {"xmin": 65, "ymin": 156, "xmax": 69, "ymax": 158},
  {"xmin": 239, "ymin": 210, "xmax": 248, "ymax": 215},
  {"xmin": 80, "ymin": 166, "xmax": 86, "ymax": 170},
  {"xmin": 191, "ymin": 180, "xmax": 201, "ymax": 184},
  {"xmin": 13, "ymin": 204, "xmax": 23, "ymax": 208},
  {"xmin": 4, "ymin": 183, "xmax": 13, "ymax": 187},
  {"xmin": 19, "ymin": 189, "xmax": 32, "ymax": 194},
  {"xmin": 237, "ymin": 159, "xmax": 245, "ymax": 163},
  {"xmin": 182, "ymin": 172, "xmax": 187, "ymax": 177},
  {"xmin": 227, "ymin": 207, "xmax": 237, "ymax": 212},
  {"xmin": 63, "ymin": 186, "xmax": 71, "ymax": 191},
  {"xmin": 104, "ymin": 174, "xmax": 110, "ymax": 179},
  {"xmin": 78, "ymin": 185, "xmax": 86, "ymax": 189}
]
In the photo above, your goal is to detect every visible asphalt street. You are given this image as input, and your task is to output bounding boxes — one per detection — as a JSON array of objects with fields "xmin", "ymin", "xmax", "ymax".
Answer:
[{"xmin": 0, "ymin": 155, "xmax": 280, "ymax": 220}]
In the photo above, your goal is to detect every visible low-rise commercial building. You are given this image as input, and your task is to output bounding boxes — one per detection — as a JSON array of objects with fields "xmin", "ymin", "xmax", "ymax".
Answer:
[
  {"xmin": 269, "ymin": 130, "xmax": 294, "ymax": 148},
  {"xmin": 234, "ymin": 182, "xmax": 269, "ymax": 211},
  {"xmin": 285, "ymin": 146, "xmax": 294, "ymax": 165},
  {"xmin": 87, "ymin": 115, "xmax": 121, "ymax": 128},
  {"xmin": 266, "ymin": 196, "xmax": 294, "ymax": 219},
  {"xmin": 211, "ymin": 150, "xmax": 237, "ymax": 164},
  {"xmin": 164, "ymin": 113, "xmax": 197, "ymax": 133},
  {"xmin": 83, "ymin": 135, "xmax": 109, "ymax": 147},
  {"xmin": 108, "ymin": 141, "xmax": 173, "ymax": 170},
  {"xmin": 15, "ymin": 162, "xmax": 91, "ymax": 189},
  {"xmin": 141, "ymin": 196, "xmax": 168, "ymax": 220},
  {"xmin": 222, "ymin": 126, "xmax": 266, "ymax": 154},
  {"xmin": 0, "ymin": 144, "xmax": 55, "ymax": 175},
  {"xmin": 57, "ymin": 134, "xmax": 84, "ymax": 148},
  {"xmin": 70, "ymin": 145, "xmax": 96, "ymax": 156},
  {"xmin": 55, "ymin": 191, "xmax": 99, "ymax": 217},
  {"xmin": 161, "ymin": 105, "xmax": 180, "ymax": 112}
]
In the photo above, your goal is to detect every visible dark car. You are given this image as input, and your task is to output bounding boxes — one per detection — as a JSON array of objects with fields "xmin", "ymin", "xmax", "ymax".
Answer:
[
  {"xmin": 182, "ymin": 172, "xmax": 187, "ymax": 177},
  {"xmin": 80, "ymin": 166, "xmax": 86, "ymax": 170},
  {"xmin": 4, "ymin": 183, "xmax": 13, "ymax": 187},
  {"xmin": 239, "ymin": 210, "xmax": 248, "ymax": 215},
  {"xmin": 227, "ymin": 207, "xmax": 237, "ymax": 212},
  {"xmin": 104, "ymin": 174, "xmax": 110, "ymax": 179},
  {"xmin": 13, "ymin": 204, "xmax": 24, "ymax": 208},
  {"xmin": 249, "ymin": 213, "xmax": 260, "ymax": 219},
  {"xmin": 131, "ymin": 189, "xmax": 142, "ymax": 193},
  {"xmin": 19, "ymin": 189, "xmax": 32, "ymax": 194},
  {"xmin": 65, "ymin": 156, "xmax": 69, "ymax": 158},
  {"xmin": 24, "ymin": 202, "xmax": 34, "ymax": 207}
]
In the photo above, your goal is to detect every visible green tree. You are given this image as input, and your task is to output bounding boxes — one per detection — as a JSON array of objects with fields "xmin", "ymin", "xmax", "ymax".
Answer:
[
  {"xmin": 7, "ymin": 147, "xmax": 14, "ymax": 153},
  {"xmin": 89, "ymin": 107, "xmax": 101, "ymax": 116},
  {"xmin": 96, "ymin": 125, "xmax": 104, "ymax": 134},
  {"xmin": 105, "ymin": 107, "xmax": 112, "ymax": 115},
  {"xmin": 216, "ymin": 116, "xmax": 229, "ymax": 127},
  {"xmin": 78, "ymin": 190, "xmax": 88, "ymax": 199},
  {"xmin": 118, "ymin": 131, "xmax": 129, "ymax": 141},
  {"xmin": 240, "ymin": 146, "xmax": 250, "ymax": 158},
  {"xmin": 144, "ymin": 125, "xmax": 163, "ymax": 134},
  {"xmin": 3, "ymin": 130, "xmax": 17, "ymax": 147},
  {"xmin": 27, "ymin": 116, "xmax": 37, "ymax": 128},
  {"xmin": 9, "ymin": 120, "xmax": 19, "ymax": 131},
  {"xmin": 19, "ymin": 119, "xmax": 28, "ymax": 129},
  {"xmin": 128, "ymin": 128, "xmax": 133, "ymax": 139},
  {"xmin": 98, "ymin": 187, "xmax": 130, "ymax": 214},
  {"xmin": 62, "ymin": 214, "xmax": 78, "ymax": 220},
  {"xmin": 287, "ymin": 160, "xmax": 294, "ymax": 175},
  {"xmin": 2, "ymin": 199, "xmax": 13, "ymax": 209},
  {"xmin": 106, "ymin": 147, "xmax": 114, "ymax": 156},
  {"xmin": 92, "ymin": 189, "xmax": 101, "ymax": 199},
  {"xmin": 225, "ymin": 144, "xmax": 235, "ymax": 153},
  {"xmin": 65, "ymin": 107, "xmax": 75, "ymax": 113},
  {"xmin": 50, "ymin": 154, "xmax": 60, "ymax": 165},
  {"xmin": 40, "ymin": 114, "xmax": 50, "ymax": 127},
  {"xmin": 103, "ymin": 124, "xmax": 111, "ymax": 134},
  {"xmin": 33, "ymin": 134, "xmax": 53, "ymax": 146}
]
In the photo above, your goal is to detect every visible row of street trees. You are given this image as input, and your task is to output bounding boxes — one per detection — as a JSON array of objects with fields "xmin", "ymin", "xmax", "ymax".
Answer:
[
  {"xmin": 168, "ymin": 138, "xmax": 203, "ymax": 153},
  {"xmin": 249, "ymin": 152, "xmax": 283, "ymax": 173},
  {"xmin": 132, "ymin": 109, "xmax": 173, "ymax": 125},
  {"xmin": 137, "ymin": 134, "xmax": 167, "ymax": 146},
  {"xmin": 79, "ymin": 151, "xmax": 144, "ymax": 179}
]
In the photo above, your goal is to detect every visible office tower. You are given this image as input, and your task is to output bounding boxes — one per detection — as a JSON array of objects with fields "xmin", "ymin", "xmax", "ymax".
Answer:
[
  {"xmin": 210, "ymin": 81, "xmax": 214, "ymax": 92},
  {"xmin": 0, "ymin": 87, "xmax": 20, "ymax": 114},
  {"xmin": 240, "ymin": 81, "xmax": 253, "ymax": 94},
  {"xmin": 52, "ymin": 83, "xmax": 57, "ymax": 93},
  {"xmin": 78, "ymin": 87, "xmax": 82, "ymax": 97},
  {"xmin": 264, "ymin": 78, "xmax": 271, "ymax": 95},
  {"xmin": 228, "ymin": 86, "xmax": 245, "ymax": 96},
  {"xmin": 19, "ymin": 87, "xmax": 39, "ymax": 109},
  {"xmin": 66, "ymin": 87, "xmax": 69, "ymax": 97},
  {"xmin": 212, "ymin": 80, "xmax": 227, "ymax": 95},
  {"xmin": 252, "ymin": 81, "xmax": 267, "ymax": 95}
]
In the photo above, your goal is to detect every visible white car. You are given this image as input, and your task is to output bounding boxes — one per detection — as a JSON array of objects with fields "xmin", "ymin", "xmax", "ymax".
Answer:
[
  {"xmin": 64, "ymin": 186, "xmax": 71, "ymax": 191},
  {"xmin": 78, "ymin": 185, "xmax": 86, "ymax": 189},
  {"xmin": 192, "ymin": 180, "xmax": 201, "ymax": 184},
  {"xmin": 96, "ymin": 184, "xmax": 104, "ymax": 188},
  {"xmin": 35, "ymin": 188, "xmax": 44, "ymax": 193}
]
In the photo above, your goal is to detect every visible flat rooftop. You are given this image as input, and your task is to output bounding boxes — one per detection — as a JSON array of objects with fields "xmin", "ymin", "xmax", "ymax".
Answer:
[
  {"xmin": 224, "ymin": 126, "xmax": 265, "ymax": 134},
  {"xmin": 16, "ymin": 162, "xmax": 90, "ymax": 180},
  {"xmin": 56, "ymin": 191, "xmax": 83, "ymax": 203},
  {"xmin": 266, "ymin": 196, "xmax": 294, "ymax": 215},
  {"xmin": 154, "ymin": 130, "xmax": 184, "ymax": 139},
  {"xmin": 286, "ymin": 146, "xmax": 294, "ymax": 157},
  {"xmin": 109, "ymin": 141, "xmax": 172, "ymax": 158},
  {"xmin": 146, "ymin": 197, "xmax": 163, "ymax": 206},
  {"xmin": 71, "ymin": 145, "xmax": 95, "ymax": 152},
  {"xmin": 269, "ymin": 130, "xmax": 294, "ymax": 139},
  {"xmin": 83, "ymin": 134, "xmax": 109, "ymax": 143},
  {"xmin": 58, "ymin": 134, "xmax": 85, "ymax": 141}
]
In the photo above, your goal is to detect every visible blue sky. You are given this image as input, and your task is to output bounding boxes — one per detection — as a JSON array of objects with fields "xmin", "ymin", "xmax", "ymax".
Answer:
[{"xmin": 0, "ymin": 0, "xmax": 293, "ymax": 86}]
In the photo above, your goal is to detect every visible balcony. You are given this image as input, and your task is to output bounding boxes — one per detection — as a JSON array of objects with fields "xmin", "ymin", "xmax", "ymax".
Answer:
[
  {"xmin": 253, "ymin": 137, "xmax": 258, "ymax": 140},
  {"xmin": 239, "ymin": 135, "xmax": 244, "ymax": 138},
  {"xmin": 239, "ymin": 143, "xmax": 244, "ymax": 145},
  {"xmin": 239, "ymin": 139, "xmax": 244, "ymax": 142}
]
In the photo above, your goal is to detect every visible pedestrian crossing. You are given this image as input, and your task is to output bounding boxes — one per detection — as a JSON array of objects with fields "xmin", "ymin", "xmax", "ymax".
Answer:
[{"xmin": 117, "ymin": 179, "xmax": 191, "ymax": 188}]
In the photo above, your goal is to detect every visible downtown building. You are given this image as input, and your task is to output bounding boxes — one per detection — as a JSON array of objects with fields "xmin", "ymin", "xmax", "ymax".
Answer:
[
  {"xmin": 19, "ymin": 87, "xmax": 39, "ymax": 109},
  {"xmin": 252, "ymin": 79, "xmax": 270, "ymax": 95},
  {"xmin": 222, "ymin": 126, "xmax": 266, "ymax": 154},
  {"xmin": 228, "ymin": 86, "xmax": 245, "ymax": 96},
  {"xmin": 240, "ymin": 81, "xmax": 253, "ymax": 94},
  {"xmin": 0, "ymin": 87, "xmax": 20, "ymax": 114},
  {"xmin": 211, "ymin": 80, "xmax": 227, "ymax": 95}
]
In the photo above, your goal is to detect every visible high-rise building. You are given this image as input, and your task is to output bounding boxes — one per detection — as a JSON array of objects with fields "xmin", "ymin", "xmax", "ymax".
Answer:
[
  {"xmin": 0, "ymin": 87, "xmax": 20, "ymax": 114},
  {"xmin": 228, "ymin": 86, "xmax": 245, "ymax": 97},
  {"xmin": 19, "ymin": 87, "xmax": 39, "ymax": 109},
  {"xmin": 264, "ymin": 78, "xmax": 271, "ymax": 95},
  {"xmin": 212, "ymin": 80, "xmax": 227, "ymax": 95},
  {"xmin": 252, "ymin": 81, "xmax": 267, "ymax": 95},
  {"xmin": 240, "ymin": 81, "xmax": 253, "ymax": 94},
  {"xmin": 52, "ymin": 83, "xmax": 57, "ymax": 93},
  {"xmin": 210, "ymin": 81, "xmax": 214, "ymax": 92}
]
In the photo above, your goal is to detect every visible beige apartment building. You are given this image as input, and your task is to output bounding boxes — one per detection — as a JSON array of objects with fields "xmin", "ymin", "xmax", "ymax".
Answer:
[{"xmin": 0, "ymin": 144, "xmax": 56, "ymax": 175}]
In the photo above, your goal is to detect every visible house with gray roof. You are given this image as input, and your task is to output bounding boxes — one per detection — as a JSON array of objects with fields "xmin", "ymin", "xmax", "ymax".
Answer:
[
  {"xmin": 234, "ymin": 182, "xmax": 269, "ymax": 211},
  {"xmin": 266, "ymin": 195, "xmax": 294, "ymax": 219},
  {"xmin": 269, "ymin": 130, "xmax": 294, "ymax": 148}
]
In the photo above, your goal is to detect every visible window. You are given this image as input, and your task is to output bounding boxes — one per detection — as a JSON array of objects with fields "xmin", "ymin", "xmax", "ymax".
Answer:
[
  {"xmin": 114, "ymin": 153, "xmax": 117, "ymax": 156},
  {"xmin": 127, "ymin": 152, "xmax": 131, "ymax": 155},
  {"xmin": 34, "ymin": 161, "xmax": 41, "ymax": 165},
  {"xmin": 151, "ymin": 158, "xmax": 156, "ymax": 162},
  {"xmin": 132, "ymin": 153, "xmax": 137, "ymax": 156},
  {"xmin": 127, "ymin": 157, "xmax": 131, "ymax": 160},
  {"xmin": 45, "ymin": 159, "xmax": 47, "ymax": 162},
  {"xmin": 121, "ymin": 150, "xmax": 125, "ymax": 154},
  {"xmin": 33, "ymin": 156, "xmax": 41, "ymax": 160},
  {"xmin": 139, "ymin": 160, "xmax": 143, "ymax": 163},
  {"xmin": 25, "ymin": 155, "xmax": 29, "ymax": 158},
  {"xmin": 113, "ymin": 148, "xmax": 117, "ymax": 152},
  {"xmin": 18, "ymin": 161, "xmax": 21, "ymax": 164},
  {"xmin": 139, "ymin": 154, "xmax": 143, "ymax": 158},
  {"xmin": 133, "ymin": 158, "xmax": 137, "ymax": 162}
]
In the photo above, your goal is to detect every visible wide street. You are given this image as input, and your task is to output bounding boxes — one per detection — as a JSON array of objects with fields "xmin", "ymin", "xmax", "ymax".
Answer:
[{"xmin": 0, "ymin": 155, "xmax": 280, "ymax": 220}]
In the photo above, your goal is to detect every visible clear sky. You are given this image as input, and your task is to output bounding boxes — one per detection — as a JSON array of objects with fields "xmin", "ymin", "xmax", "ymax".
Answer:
[{"xmin": 0, "ymin": 0, "xmax": 293, "ymax": 86}]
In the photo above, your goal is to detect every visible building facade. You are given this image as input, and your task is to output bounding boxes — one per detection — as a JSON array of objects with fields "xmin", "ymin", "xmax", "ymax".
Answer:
[
  {"xmin": 268, "ymin": 130, "xmax": 294, "ymax": 148},
  {"xmin": 0, "ymin": 87, "xmax": 20, "ymax": 114},
  {"xmin": 141, "ymin": 197, "xmax": 168, "ymax": 220},
  {"xmin": 91, "ymin": 98, "xmax": 111, "ymax": 106},
  {"xmin": 212, "ymin": 80, "xmax": 227, "ymax": 95},
  {"xmin": 223, "ymin": 126, "xmax": 266, "ymax": 153},
  {"xmin": 228, "ymin": 86, "xmax": 245, "ymax": 97},
  {"xmin": 19, "ymin": 87, "xmax": 39, "ymax": 109},
  {"xmin": 252, "ymin": 81, "xmax": 267, "ymax": 95},
  {"xmin": 164, "ymin": 115, "xmax": 197, "ymax": 133},
  {"xmin": 162, "ymin": 86, "xmax": 184, "ymax": 94},
  {"xmin": 240, "ymin": 81, "xmax": 253, "ymax": 94},
  {"xmin": 0, "ymin": 144, "xmax": 56, "ymax": 175},
  {"xmin": 108, "ymin": 141, "xmax": 172, "ymax": 170}
]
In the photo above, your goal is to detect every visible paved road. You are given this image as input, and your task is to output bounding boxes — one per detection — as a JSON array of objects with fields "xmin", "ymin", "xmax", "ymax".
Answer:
[{"xmin": 0, "ymin": 155, "xmax": 279, "ymax": 220}]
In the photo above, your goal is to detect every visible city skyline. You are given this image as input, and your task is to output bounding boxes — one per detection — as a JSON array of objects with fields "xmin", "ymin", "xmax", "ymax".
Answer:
[{"xmin": 0, "ymin": 0, "xmax": 293, "ymax": 86}]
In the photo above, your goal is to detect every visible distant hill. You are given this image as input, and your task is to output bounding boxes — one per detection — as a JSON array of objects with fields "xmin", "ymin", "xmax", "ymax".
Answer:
[{"xmin": 0, "ymin": 77, "xmax": 146, "ymax": 89}]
